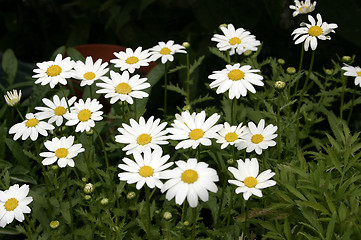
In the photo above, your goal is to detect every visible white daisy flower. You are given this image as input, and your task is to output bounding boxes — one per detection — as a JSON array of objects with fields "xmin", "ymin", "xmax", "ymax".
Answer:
[
  {"xmin": 236, "ymin": 119, "xmax": 277, "ymax": 155},
  {"xmin": 115, "ymin": 116, "xmax": 168, "ymax": 155},
  {"xmin": 72, "ymin": 56, "xmax": 109, "ymax": 87},
  {"xmin": 32, "ymin": 54, "xmax": 74, "ymax": 88},
  {"xmin": 0, "ymin": 184, "xmax": 33, "ymax": 228},
  {"xmin": 110, "ymin": 47, "xmax": 152, "ymax": 74},
  {"xmin": 341, "ymin": 64, "xmax": 361, "ymax": 87},
  {"xmin": 118, "ymin": 148, "xmax": 173, "ymax": 189},
  {"xmin": 228, "ymin": 158, "xmax": 276, "ymax": 200},
  {"xmin": 64, "ymin": 98, "xmax": 103, "ymax": 132},
  {"xmin": 40, "ymin": 136, "xmax": 84, "ymax": 168},
  {"xmin": 289, "ymin": 0, "xmax": 317, "ymax": 17},
  {"xmin": 291, "ymin": 13, "xmax": 338, "ymax": 51},
  {"xmin": 208, "ymin": 63, "xmax": 264, "ymax": 99},
  {"xmin": 216, "ymin": 122, "xmax": 246, "ymax": 149},
  {"xmin": 9, "ymin": 113, "xmax": 55, "ymax": 141},
  {"xmin": 35, "ymin": 95, "xmax": 76, "ymax": 126},
  {"xmin": 4, "ymin": 89, "xmax": 22, "ymax": 107},
  {"xmin": 161, "ymin": 158, "xmax": 219, "ymax": 208},
  {"xmin": 167, "ymin": 110, "xmax": 222, "ymax": 150},
  {"xmin": 211, "ymin": 23, "xmax": 261, "ymax": 56},
  {"xmin": 149, "ymin": 40, "xmax": 186, "ymax": 64},
  {"xmin": 96, "ymin": 70, "xmax": 150, "ymax": 104}
]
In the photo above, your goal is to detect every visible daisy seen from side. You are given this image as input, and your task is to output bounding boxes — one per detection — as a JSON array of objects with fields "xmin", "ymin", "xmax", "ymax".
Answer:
[
  {"xmin": 236, "ymin": 119, "xmax": 278, "ymax": 155},
  {"xmin": 167, "ymin": 110, "xmax": 222, "ymax": 150},
  {"xmin": 115, "ymin": 116, "xmax": 168, "ymax": 155},
  {"xmin": 110, "ymin": 47, "xmax": 152, "ymax": 74},
  {"xmin": 211, "ymin": 23, "xmax": 261, "ymax": 55},
  {"xmin": 149, "ymin": 40, "xmax": 186, "ymax": 64},
  {"xmin": 35, "ymin": 95, "xmax": 76, "ymax": 126},
  {"xmin": 118, "ymin": 148, "xmax": 173, "ymax": 190},
  {"xmin": 32, "ymin": 54, "xmax": 74, "ymax": 88},
  {"xmin": 96, "ymin": 70, "xmax": 150, "ymax": 104},
  {"xmin": 341, "ymin": 64, "xmax": 361, "ymax": 87},
  {"xmin": 72, "ymin": 56, "xmax": 109, "ymax": 87},
  {"xmin": 4, "ymin": 89, "xmax": 22, "ymax": 107},
  {"xmin": 291, "ymin": 13, "xmax": 338, "ymax": 51},
  {"xmin": 64, "ymin": 98, "xmax": 103, "ymax": 132},
  {"xmin": 161, "ymin": 158, "xmax": 219, "ymax": 208},
  {"xmin": 9, "ymin": 113, "xmax": 55, "ymax": 141},
  {"xmin": 208, "ymin": 63, "xmax": 264, "ymax": 99},
  {"xmin": 40, "ymin": 136, "xmax": 85, "ymax": 168},
  {"xmin": 228, "ymin": 158, "xmax": 276, "ymax": 200},
  {"xmin": 216, "ymin": 122, "xmax": 246, "ymax": 149},
  {"xmin": 0, "ymin": 184, "xmax": 33, "ymax": 228},
  {"xmin": 289, "ymin": 0, "xmax": 317, "ymax": 17}
]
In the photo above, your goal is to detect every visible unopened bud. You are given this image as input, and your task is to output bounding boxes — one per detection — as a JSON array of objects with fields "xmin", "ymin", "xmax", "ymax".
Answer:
[
  {"xmin": 227, "ymin": 158, "xmax": 235, "ymax": 165},
  {"xmin": 126, "ymin": 191, "xmax": 136, "ymax": 200},
  {"xmin": 81, "ymin": 177, "xmax": 87, "ymax": 182},
  {"xmin": 274, "ymin": 81, "xmax": 286, "ymax": 90},
  {"xmin": 86, "ymin": 129, "xmax": 94, "ymax": 135},
  {"xmin": 286, "ymin": 67, "xmax": 296, "ymax": 74},
  {"xmin": 100, "ymin": 198, "xmax": 109, "ymax": 205},
  {"xmin": 84, "ymin": 195, "xmax": 91, "ymax": 200},
  {"xmin": 183, "ymin": 221, "xmax": 190, "ymax": 226},
  {"xmin": 84, "ymin": 183, "xmax": 94, "ymax": 194},
  {"xmin": 163, "ymin": 211, "xmax": 173, "ymax": 220},
  {"xmin": 277, "ymin": 58, "xmax": 285, "ymax": 65},
  {"xmin": 51, "ymin": 165, "xmax": 59, "ymax": 171},
  {"xmin": 244, "ymin": 50, "xmax": 253, "ymax": 56},
  {"xmin": 324, "ymin": 68, "xmax": 333, "ymax": 75},
  {"xmin": 182, "ymin": 105, "xmax": 191, "ymax": 111},
  {"xmin": 182, "ymin": 42, "xmax": 190, "ymax": 49},
  {"xmin": 342, "ymin": 56, "xmax": 352, "ymax": 63},
  {"xmin": 49, "ymin": 220, "xmax": 60, "ymax": 229}
]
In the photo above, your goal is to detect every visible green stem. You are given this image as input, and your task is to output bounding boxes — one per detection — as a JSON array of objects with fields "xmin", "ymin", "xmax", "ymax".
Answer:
[
  {"xmin": 277, "ymin": 92, "xmax": 281, "ymax": 161},
  {"xmin": 191, "ymin": 207, "xmax": 197, "ymax": 240},
  {"xmin": 293, "ymin": 46, "xmax": 305, "ymax": 96},
  {"xmin": 145, "ymin": 186, "xmax": 152, "ymax": 240},
  {"xmin": 231, "ymin": 98, "xmax": 237, "ymax": 125},
  {"xmin": 134, "ymin": 99, "xmax": 137, "ymax": 120},
  {"xmin": 166, "ymin": 220, "xmax": 171, "ymax": 240},
  {"xmin": 225, "ymin": 188, "xmax": 234, "ymax": 231},
  {"xmin": 186, "ymin": 51, "xmax": 190, "ymax": 105},
  {"xmin": 295, "ymin": 50, "xmax": 315, "ymax": 147},
  {"xmin": 347, "ymin": 86, "xmax": 357, "ymax": 124},
  {"xmin": 242, "ymin": 201, "xmax": 249, "ymax": 240},
  {"xmin": 65, "ymin": 169, "xmax": 75, "ymax": 240},
  {"xmin": 340, "ymin": 74, "xmax": 346, "ymax": 120},
  {"xmin": 181, "ymin": 201, "xmax": 187, "ymax": 223},
  {"xmin": 215, "ymin": 178, "xmax": 225, "ymax": 228},
  {"xmin": 16, "ymin": 106, "xmax": 24, "ymax": 121},
  {"xmin": 164, "ymin": 64, "xmax": 168, "ymax": 117},
  {"xmin": 59, "ymin": 84, "xmax": 71, "ymax": 111},
  {"xmin": 89, "ymin": 85, "xmax": 93, "ymax": 99}
]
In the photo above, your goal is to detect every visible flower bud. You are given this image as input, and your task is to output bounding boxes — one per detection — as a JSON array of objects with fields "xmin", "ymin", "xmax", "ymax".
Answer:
[
  {"xmin": 342, "ymin": 56, "xmax": 352, "ymax": 63},
  {"xmin": 277, "ymin": 58, "xmax": 285, "ymax": 65},
  {"xmin": 182, "ymin": 42, "xmax": 190, "ymax": 49},
  {"xmin": 84, "ymin": 195, "xmax": 91, "ymax": 200},
  {"xmin": 84, "ymin": 183, "xmax": 94, "ymax": 194},
  {"xmin": 244, "ymin": 50, "xmax": 253, "ymax": 56},
  {"xmin": 183, "ymin": 221, "xmax": 190, "ymax": 226},
  {"xmin": 81, "ymin": 177, "xmax": 87, "ymax": 182},
  {"xmin": 163, "ymin": 211, "xmax": 173, "ymax": 221},
  {"xmin": 100, "ymin": 198, "xmax": 109, "ymax": 205},
  {"xmin": 219, "ymin": 23, "xmax": 228, "ymax": 29},
  {"xmin": 126, "ymin": 191, "xmax": 136, "ymax": 200},
  {"xmin": 51, "ymin": 165, "xmax": 59, "ymax": 171},
  {"xmin": 227, "ymin": 158, "xmax": 235, "ymax": 165},
  {"xmin": 182, "ymin": 105, "xmax": 191, "ymax": 111},
  {"xmin": 49, "ymin": 220, "xmax": 60, "ymax": 229},
  {"xmin": 286, "ymin": 67, "xmax": 296, "ymax": 74},
  {"xmin": 86, "ymin": 129, "xmax": 94, "ymax": 135},
  {"xmin": 324, "ymin": 68, "xmax": 333, "ymax": 75},
  {"xmin": 4, "ymin": 89, "xmax": 22, "ymax": 107},
  {"xmin": 274, "ymin": 81, "xmax": 286, "ymax": 90}
]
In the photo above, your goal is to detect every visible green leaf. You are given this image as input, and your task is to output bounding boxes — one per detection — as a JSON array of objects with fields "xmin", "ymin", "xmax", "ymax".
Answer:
[
  {"xmin": 51, "ymin": 46, "xmax": 66, "ymax": 60},
  {"xmin": 297, "ymin": 200, "xmax": 330, "ymax": 216},
  {"xmin": 282, "ymin": 183, "xmax": 307, "ymax": 201},
  {"xmin": 168, "ymin": 65, "xmax": 186, "ymax": 74},
  {"xmin": 325, "ymin": 212, "xmax": 337, "ymax": 240},
  {"xmin": 189, "ymin": 55, "xmax": 205, "ymax": 75},
  {"xmin": 5, "ymin": 138, "xmax": 31, "ymax": 169},
  {"xmin": 2, "ymin": 48, "xmax": 18, "ymax": 85},
  {"xmin": 283, "ymin": 217, "xmax": 292, "ymax": 240},
  {"xmin": 167, "ymin": 82, "xmax": 186, "ymax": 96},
  {"xmin": 209, "ymin": 47, "xmax": 229, "ymax": 63},
  {"xmin": 66, "ymin": 47, "xmax": 85, "ymax": 61},
  {"xmin": 0, "ymin": 227, "xmax": 21, "ymax": 235},
  {"xmin": 10, "ymin": 174, "xmax": 37, "ymax": 184}
]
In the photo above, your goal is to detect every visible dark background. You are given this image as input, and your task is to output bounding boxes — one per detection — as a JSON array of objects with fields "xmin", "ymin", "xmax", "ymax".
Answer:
[{"xmin": 1, "ymin": 0, "xmax": 361, "ymax": 67}]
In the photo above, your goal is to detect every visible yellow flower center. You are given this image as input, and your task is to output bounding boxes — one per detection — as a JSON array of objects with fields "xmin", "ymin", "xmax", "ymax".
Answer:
[
  {"xmin": 189, "ymin": 129, "xmax": 204, "ymax": 140},
  {"xmin": 126, "ymin": 56, "xmax": 139, "ymax": 64},
  {"xmin": 225, "ymin": 132, "xmax": 238, "ymax": 142},
  {"xmin": 244, "ymin": 176, "xmax": 258, "ymax": 188},
  {"xmin": 251, "ymin": 134, "xmax": 264, "ymax": 144},
  {"xmin": 308, "ymin": 26, "xmax": 323, "ymax": 37},
  {"xmin": 181, "ymin": 169, "xmax": 199, "ymax": 184},
  {"xmin": 78, "ymin": 109, "xmax": 91, "ymax": 122},
  {"xmin": 54, "ymin": 106, "xmax": 67, "ymax": 116},
  {"xmin": 46, "ymin": 65, "xmax": 62, "ymax": 77},
  {"xmin": 25, "ymin": 118, "xmax": 39, "ymax": 128},
  {"xmin": 137, "ymin": 133, "xmax": 152, "ymax": 146},
  {"xmin": 83, "ymin": 72, "xmax": 96, "ymax": 80},
  {"xmin": 115, "ymin": 82, "xmax": 132, "ymax": 95},
  {"xmin": 4, "ymin": 198, "xmax": 19, "ymax": 211},
  {"xmin": 229, "ymin": 37, "xmax": 241, "ymax": 45},
  {"xmin": 55, "ymin": 148, "xmax": 69, "ymax": 158},
  {"xmin": 228, "ymin": 69, "xmax": 245, "ymax": 81},
  {"xmin": 160, "ymin": 47, "xmax": 171, "ymax": 55},
  {"xmin": 299, "ymin": 6, "xmax": 309, "ymax": 13},
  {"xmin": 357, "ymin": 71, "xmax": 361, "ymax": 77},
  {"xmin": 138, "ymin": 165, "xmax": 154, "ymax": 177}
]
